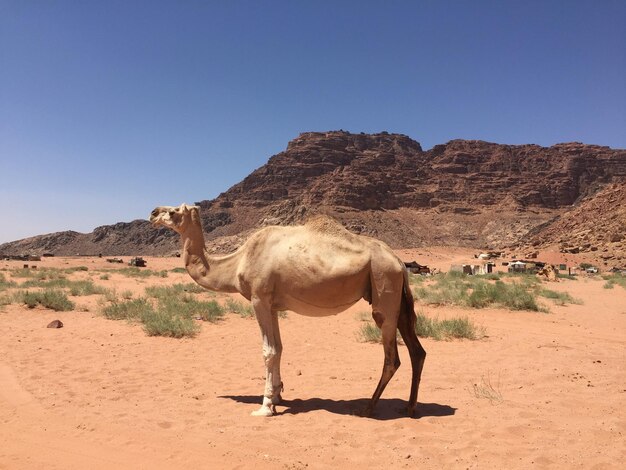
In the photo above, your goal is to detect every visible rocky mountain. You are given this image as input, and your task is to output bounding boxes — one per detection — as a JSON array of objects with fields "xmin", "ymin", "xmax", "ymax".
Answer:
[
  {"xmin": 1, "ymin": 131, "xmax": 625, "ymax": 260},
  {"xmin": 522, "ymin": 183, "xmax": 626, "ymax": 264}
]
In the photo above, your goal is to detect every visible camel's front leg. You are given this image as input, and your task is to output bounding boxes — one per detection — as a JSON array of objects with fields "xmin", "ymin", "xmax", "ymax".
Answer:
[{"xmin": 251, "ymin": 296, "xmax": 283, "ymax": 417}]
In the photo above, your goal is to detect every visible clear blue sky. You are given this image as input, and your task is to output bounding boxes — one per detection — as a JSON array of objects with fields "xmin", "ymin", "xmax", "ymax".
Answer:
[{"xmin": 1, "ymin": 0, "xmax": 625, "ymax": 243}]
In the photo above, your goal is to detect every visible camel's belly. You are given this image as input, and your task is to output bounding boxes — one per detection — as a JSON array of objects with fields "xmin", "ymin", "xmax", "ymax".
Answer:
[{"xmin": 275, "ymin": 293, "xmax": 362, "ymax": 317}]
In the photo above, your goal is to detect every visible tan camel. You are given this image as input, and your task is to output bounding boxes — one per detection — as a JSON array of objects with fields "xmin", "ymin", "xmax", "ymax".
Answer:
[
  {"xmin": 150, "ymin": 204, "xmax": 426, "ymax": 417},
  {"xmin": 537, "ymin": 264, "xmax": 559, "ymax": 282}
]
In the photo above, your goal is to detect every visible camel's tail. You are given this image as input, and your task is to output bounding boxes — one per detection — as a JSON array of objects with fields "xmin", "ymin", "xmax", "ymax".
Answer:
[
  {"xmin": 398, "ymin": 271, "xmax": 426, "ymax": 416},
  {"xmin": 400, "ymin": 271, "xmax": 417, "ymax": 334}
]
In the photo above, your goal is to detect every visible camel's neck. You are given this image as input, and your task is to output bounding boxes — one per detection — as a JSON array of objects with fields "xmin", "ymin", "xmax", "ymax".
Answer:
[{"xmin": 180, "ymin": 224, "xmax": 240, "ymax": 294}]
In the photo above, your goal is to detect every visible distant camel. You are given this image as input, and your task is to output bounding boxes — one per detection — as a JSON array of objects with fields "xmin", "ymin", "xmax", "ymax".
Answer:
[{"xmin": 150, "ymin": 204, "xmax": 426, "ymax": 417}]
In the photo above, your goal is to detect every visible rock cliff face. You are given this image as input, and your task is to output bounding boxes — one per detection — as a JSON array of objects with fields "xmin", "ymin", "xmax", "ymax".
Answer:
[
  {"xmin": 523, "ymin": 183, "xmax": 626, "ymax": 265},
  {"xmin": 214, "ymin": 132, "xmax": 624, "ymax": 212},
  {"xmin": 1, "ymin": 131, "xmax": 624, "ymax": 257}
]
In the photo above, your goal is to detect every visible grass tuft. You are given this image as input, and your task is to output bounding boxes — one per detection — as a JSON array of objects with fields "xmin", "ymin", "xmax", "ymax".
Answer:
[
  {"xmin": 101, "ymin": 297, "xmax": 150, "ymax": 320},
  {"xmin": 538, "ymin": 288, "xmax": 582, "ymax": 305},
  {"xmin": 145, "ymin": 283, "xmax": 205, "ymax": 299},
  {"xmin": 140, "ymin": 308, "xmax": 200, "ymax": 338},
  {"xmin": 359, "ymin": 322, "xmax": 384, "ymax": 343},
  {"xmin": 225, "ymin": 298, "xmax": 254, "ymax": 318},
  {"xmin": 109, "ymin": 267, "xmax": 168, "ymax": 278},
  {"xmin": 68, "ymin": 280, "xmax": 106, "ymax": 296},
  {"xmin": 100, "ymin": 288, "xmax": 222, "ymax": 337},
  {"xmin": 12, "ymin": 268, "xmax": 67, "ymax": 281},
  {"xmin": 602, "ymin": 274, "xmax": 626, "ymax": 290},
  {"xmin": 0, "ymin": 273, "xmax": 16, "ymax": 291},
  {"xmin": 414, "ymin": 273, "xmax": 544, "ymax": 311},
  {"xmin": 414, "ymin": 312, "xmax": 485, "ymax": 340},
  {"xmin": 157, "ymin": 296, "xmax": 225, "ymax": 323},
  {"xmin": 359, "ymin": 311, "xmax": 484, "ymax": 342},
  {"xmin": 16, "ymin": 289, "xmax": 75, "ymax": 311}
]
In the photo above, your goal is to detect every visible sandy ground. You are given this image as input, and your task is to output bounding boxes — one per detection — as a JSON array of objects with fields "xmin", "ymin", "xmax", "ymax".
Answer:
[{"xmin": 1, "ymin": 253, "xmax": 625, "ymax": 469}]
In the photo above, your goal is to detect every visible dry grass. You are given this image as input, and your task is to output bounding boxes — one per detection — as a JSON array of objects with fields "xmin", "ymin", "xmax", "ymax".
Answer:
[{"xmin": 469, "ymin": 372, "xmax": 503, "ymax": 405}]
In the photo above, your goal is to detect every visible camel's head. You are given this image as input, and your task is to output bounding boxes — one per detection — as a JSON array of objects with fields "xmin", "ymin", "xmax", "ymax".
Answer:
[{"xmin": 150, "ymin": 204, "xmax": 200, "ymax": 233}]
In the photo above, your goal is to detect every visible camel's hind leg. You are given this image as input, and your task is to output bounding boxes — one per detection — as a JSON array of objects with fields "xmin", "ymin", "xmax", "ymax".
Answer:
[
  {"xmin": 397, "ymin": 308, "xmax": 426, "ymax": 417},
  {"xmin": 364, "ymin": 311, "xmax": 401, "ymax": 417}
]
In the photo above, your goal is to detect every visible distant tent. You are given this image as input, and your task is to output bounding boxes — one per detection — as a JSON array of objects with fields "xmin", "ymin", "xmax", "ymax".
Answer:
[{"xmin": 508, "ymin": 261, "xmax": 527, "ymax": 273}]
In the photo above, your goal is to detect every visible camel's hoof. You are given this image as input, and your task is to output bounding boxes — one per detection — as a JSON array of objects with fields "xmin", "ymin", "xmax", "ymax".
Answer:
[
  {"xmin": 271, "ymin": 394, "xmax": 283, "ymax": 405},
  {"xmin": 251, "ymin": 405, "xmax": 275, "ymax": 417}
]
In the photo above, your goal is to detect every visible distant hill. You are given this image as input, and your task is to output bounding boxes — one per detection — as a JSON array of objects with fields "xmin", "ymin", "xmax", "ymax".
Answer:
[
  {"xmin": 1, "ymin": 131, "xmax": 625, "ymax": 264},
  {"xmin": 522, "ymin": 183, "xmax": 626, "ymax": 265}
]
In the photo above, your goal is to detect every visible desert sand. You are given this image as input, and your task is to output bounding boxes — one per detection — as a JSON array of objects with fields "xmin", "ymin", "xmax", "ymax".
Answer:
[{"xmin": 1, "ymin": 252, "xmax": 625, "ymax": 469}]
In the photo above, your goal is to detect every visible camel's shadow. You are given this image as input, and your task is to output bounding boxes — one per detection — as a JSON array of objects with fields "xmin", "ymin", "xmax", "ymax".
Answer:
[{"xmin": 219, "ymin": 395, "xmax": 456, "ymax": 420}]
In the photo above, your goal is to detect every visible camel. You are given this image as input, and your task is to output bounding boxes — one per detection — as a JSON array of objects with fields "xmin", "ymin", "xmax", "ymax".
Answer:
[
  {"xmin": 537, "ymin": 264, "xmax": 559, "ymax": 282},
  {"xmin": 150, "ymin": 204, "xmax": 426, "ymax": 417}
]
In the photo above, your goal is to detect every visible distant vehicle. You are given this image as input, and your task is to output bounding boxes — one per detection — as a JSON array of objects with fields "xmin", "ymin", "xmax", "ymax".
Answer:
[
  {"xmin": 585, "ymin": 266, "xmax": 599, "ymax": 274},
  {"xmin": 129, "ymin": 257, "xmax": 147, "ymax": 267}
]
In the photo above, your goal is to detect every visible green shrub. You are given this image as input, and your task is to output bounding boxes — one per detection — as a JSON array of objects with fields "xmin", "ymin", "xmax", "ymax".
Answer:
[
  {"xmin": 140, "ymin": 308, "xmax": 200, "ymax": 338},
  {"xmin": 499, "ymin": 272, "xmax": 542, "ymax": 285},
  {"xmin": 0, "ymin": 273, "xmax": 16, "ymax": 291},
  {"xmin": 171, "ymin": 267, "xmax": 187, "ymax": 274},
  {"xmin": 16, "ymin": 289, "xmax": 75, "ymax": 311},
  {"xmin": 20, "ymin": 278, "xmax": 69, "ymax": 289},
  {"xmin": 469, "ymin": 281, "xmax": 540, "ymax": 311},
  {"xmin": 66, "ymin": 266, "xmax": 89, "ymax": 272},
  {"xmin": 601, "ymin": 274, "xmax": 626, "ymax": 290},
  {"xmin": 1, "ymin": 293, "xmax": 13, "ymax": 307},
  {"xmin": 359, "ymin": 312, "xmax": 484, "ymax": 342},
  {"xmin": 495, "ymin": 283, "xmax": 540, "ymax": 311},
  {"xmin": 196, "ymin": 300, "xmax": 226, "ymax": 322},
  {"xmin": 225, "ymin": 298, "xmax": 254, "ymax": 318},
  {"xmin": 101, "ymin": 298, "xmax": 151, "ymax": 320},
  {"xmin": 359, "ymin": 322, "xmax": 383, "ymax": 343},
  {"xmin": 538, "ymin": 288, "xmax": 582, "ymax": 305},
  {"xmin": 19, "ymin": 278, "xmax": 105, "ymax": 296},
  {"xmin": 120, "ymin": 290, "xmax": 133, "ymax": 299},
  {"xmin": 408, "ymin": 274, "xmax": 425, "ymax": 285},
  {"xmin": 12, "ymin": 268, "xmax": 66, "ymax": 281},
  {"xmin": 102, "ymin": 288, "xmax": 120, "ymax": 303},
  {"xmin": 145, "ymin": 283, "xmax": 205, "ymax": 299},
  {"xmin": 415, "ymin": 272, "xmax": 542, "ymax": 312},
  {"xmin": 111, "ymin": 268, "xmax": 168, "ymax": 278},
  {"xmin": 415, "ymin": 312, "xmax": 484, "ymax": 340},
  {"xmin": 68, "ymin": 280, "xmax": 106, "ymax": 296},
  {"xmin": 157, "ymin": 296, "xmax": 225, "ymax": 323},
  {"xmin": 437, "ymin": 316, "xmax": 484, "ymax": 340},
  {"xmin": 413, "ymin": 274, "xmax": 469, "ymax": 306}
]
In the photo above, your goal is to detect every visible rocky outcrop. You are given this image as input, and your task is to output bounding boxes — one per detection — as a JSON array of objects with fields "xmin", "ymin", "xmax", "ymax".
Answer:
[
  {"xmin": 521, "ymin": 183, "xmax": 626, "ymax": 265},
  {"xmin": 1, "ymin": 131, "xmax": 624, "ymax": 256}
]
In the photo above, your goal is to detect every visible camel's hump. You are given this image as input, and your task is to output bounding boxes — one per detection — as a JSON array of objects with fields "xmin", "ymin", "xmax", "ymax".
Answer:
[{"xmin": 303, "ymin": 214, "xmax": 352, "ymax": 237}]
